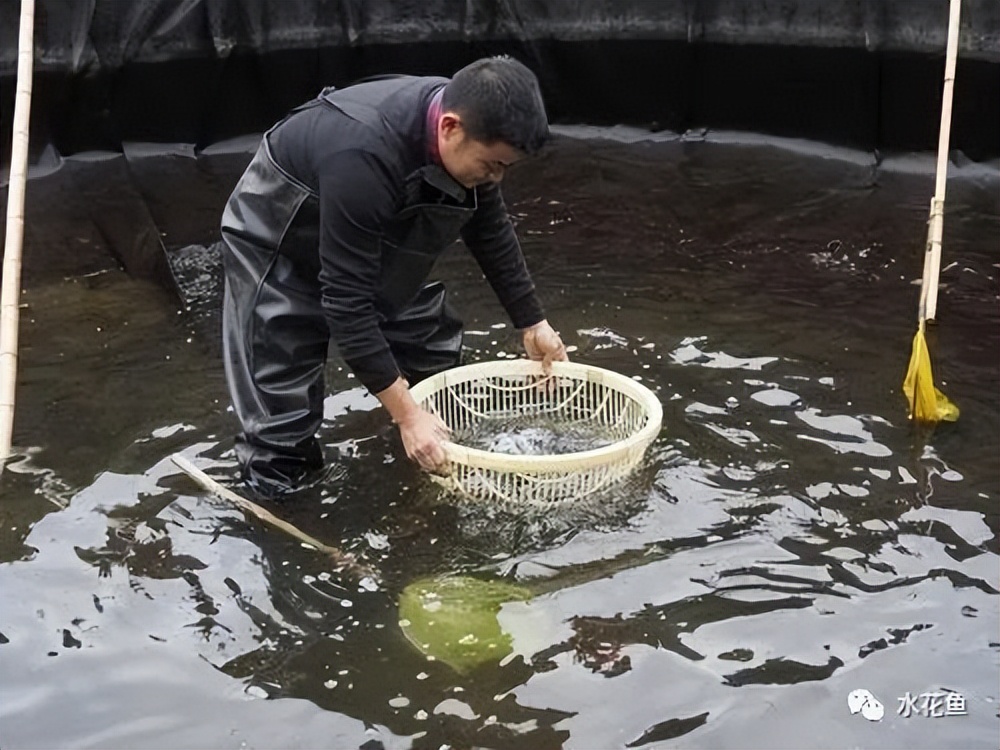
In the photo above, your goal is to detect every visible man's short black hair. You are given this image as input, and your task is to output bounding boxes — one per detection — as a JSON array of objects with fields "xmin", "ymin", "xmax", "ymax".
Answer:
[{"xmin": 442, "ymin": 56, "xmax": 550, "ymax": 155}]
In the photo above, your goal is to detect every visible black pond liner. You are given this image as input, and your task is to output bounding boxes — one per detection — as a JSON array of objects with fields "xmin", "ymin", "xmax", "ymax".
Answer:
[
  {"xmin": 2, "ymin": 39, "xmax": 998, "ymax": 162},
  {"xmin": 1, "ymin": 2, "xmax": 998, "ymax": 294},
  {"xmin": 1, "ymin": 32, "xmax": 997, "ymax": 298}
]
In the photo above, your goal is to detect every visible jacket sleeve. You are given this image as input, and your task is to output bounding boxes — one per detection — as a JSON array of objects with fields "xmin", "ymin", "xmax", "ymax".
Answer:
[
  {"xmin": 460, "ymin": 182, "xmax": 546, "ymax": 329},
  {"xmin": 317, "ymin": 148, "xmax": 401, "ymax": 393}
]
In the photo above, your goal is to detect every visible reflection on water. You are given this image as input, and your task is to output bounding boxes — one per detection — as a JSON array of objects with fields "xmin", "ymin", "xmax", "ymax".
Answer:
[{"xmin": 0, "ymin": 133, "xmax": 997, "ymax": 749}]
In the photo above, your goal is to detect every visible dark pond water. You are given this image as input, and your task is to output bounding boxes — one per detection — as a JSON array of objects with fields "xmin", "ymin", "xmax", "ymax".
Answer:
[{"xmin": 1, "ymin": 128, "xmax": 997, "ymax": 749}]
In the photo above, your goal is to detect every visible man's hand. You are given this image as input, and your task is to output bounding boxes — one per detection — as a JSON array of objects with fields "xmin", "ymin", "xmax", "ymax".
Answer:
[
  {"xmin": 396, "ymin": 408, "xmax": 451, "ymax": 472},
  {"xmin": 522, "ymin": 320, "xmax": 569, "ymax": 375},
  {"xmin": 376, "ymin": 377, "xmax": 451, "ymax": 472}
]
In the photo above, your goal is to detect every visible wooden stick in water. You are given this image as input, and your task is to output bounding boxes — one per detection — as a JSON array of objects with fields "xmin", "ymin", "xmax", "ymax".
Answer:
[{"xmin": 170, "ymin": 453, "xmax": 374, "ymax": 581}]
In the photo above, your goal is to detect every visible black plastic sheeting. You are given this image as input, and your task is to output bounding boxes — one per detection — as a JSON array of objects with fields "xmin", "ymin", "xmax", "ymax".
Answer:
[
  {"xmin": 3, "ymin": 0, "xmax": 999, "ymax": 73},
  {"xmin": 2, "ymin": 138, "xmax": 256, "ymax": 295},
  {"xmin": 0, "ymin": 1, "xmax": 998, "ymax": 298},
  {"xmin": 1, "ymin": 0, "xmax": 999, "ymax": 163}
]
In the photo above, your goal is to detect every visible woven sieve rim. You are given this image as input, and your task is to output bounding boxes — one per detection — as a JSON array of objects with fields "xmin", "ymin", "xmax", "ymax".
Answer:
[{"xmin": 409, "ymin": 360, "xmax": 663, "ymax": 474}]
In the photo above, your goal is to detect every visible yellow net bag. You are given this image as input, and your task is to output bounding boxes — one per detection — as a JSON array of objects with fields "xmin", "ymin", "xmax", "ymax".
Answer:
[{"xmin": 902, "ymin": 322, "xmax": 959, "ymax": 423}]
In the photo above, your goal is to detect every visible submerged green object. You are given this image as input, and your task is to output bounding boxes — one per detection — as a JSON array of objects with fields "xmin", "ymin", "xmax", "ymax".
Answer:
[{"xmin": 398, "ymin": 575, "xmax": 532, "ymax": 673}]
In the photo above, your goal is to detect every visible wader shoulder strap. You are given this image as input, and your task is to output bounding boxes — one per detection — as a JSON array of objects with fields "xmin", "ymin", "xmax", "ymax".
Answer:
[
  {"xmin": 317, "ymin": 85, "xmax": 384, "ymax": 129},
  {"xmin": 265, "ymin": 90, "xmax": 329, "ymax": 137}
]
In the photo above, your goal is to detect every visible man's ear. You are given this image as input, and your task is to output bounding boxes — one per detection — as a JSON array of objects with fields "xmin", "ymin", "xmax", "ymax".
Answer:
[{"xmin": 438, "ymin": 112, "xmax": 463, "ymax": 140}]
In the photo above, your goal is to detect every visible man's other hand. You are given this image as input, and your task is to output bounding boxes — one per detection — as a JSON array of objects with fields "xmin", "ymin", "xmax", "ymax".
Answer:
[{"xmin": 522, "ymin": 320, "xmax": 569, "ymax": 375}]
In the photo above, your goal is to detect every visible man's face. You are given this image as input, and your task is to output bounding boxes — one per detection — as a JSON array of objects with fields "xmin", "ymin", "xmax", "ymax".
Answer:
[{"xmin": 437, "ymin": 113, "xmax": 525, "ymax": 189}]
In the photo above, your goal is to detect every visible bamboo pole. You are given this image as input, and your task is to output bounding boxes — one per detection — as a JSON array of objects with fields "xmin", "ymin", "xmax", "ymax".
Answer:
[
  {"xmin": 170, "ymin": 454, "xmax": 376, "ymax": 581},
  {"xmin": 0, "ymin": 0, "xmax": 35, "ymax": 462},
  {"xmin": 922, "ymin": 0, "xmax": 962, "ymax": 323}
]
